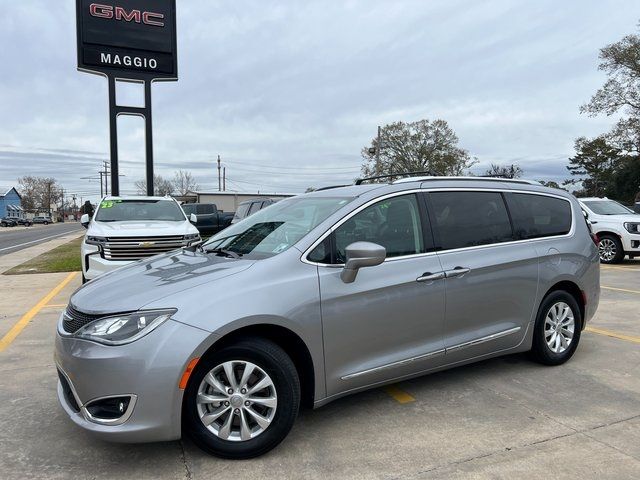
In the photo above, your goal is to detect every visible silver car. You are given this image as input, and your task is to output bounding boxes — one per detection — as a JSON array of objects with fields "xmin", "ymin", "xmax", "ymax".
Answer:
[{"xmin": 55, "ymin": 177, "xmax": 600, "ymax": 459}]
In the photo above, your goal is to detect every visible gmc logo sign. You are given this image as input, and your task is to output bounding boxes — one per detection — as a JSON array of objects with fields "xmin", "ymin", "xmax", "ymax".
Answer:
[{"xmin": 89, "ymin": 3, "xmax": 165, "ymax": 27}]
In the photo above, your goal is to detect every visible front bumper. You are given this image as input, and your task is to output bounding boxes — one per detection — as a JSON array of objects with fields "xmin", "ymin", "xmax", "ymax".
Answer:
[
  {"xmin": 54, "ymin": 318, "xmax": 211, "ymax": 443},
  {"xmin": 82, "ymin": 248, "xmax": 132, "ymax": 281},
  {"xmin": 621, "ymin": 233, "xmax": 640, "ymax": 254}
]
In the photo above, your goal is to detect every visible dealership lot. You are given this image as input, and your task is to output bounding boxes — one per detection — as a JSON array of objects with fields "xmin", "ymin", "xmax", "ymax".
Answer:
[{"xmin": 0, "ymin": 251, "xmax": 638, "ymax": 479}]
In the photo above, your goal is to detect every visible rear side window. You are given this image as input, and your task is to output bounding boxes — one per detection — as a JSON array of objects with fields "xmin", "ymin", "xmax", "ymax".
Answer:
[
  {"xmin": 429, "ymin": 191, "xmax": 513, "ymax": 250},
  {"xmin": 247, "ymin": 202, "xmax": 262, "ymax": 216},
  {"xmin": 196, "ymin": 204, "xmax": 215, "ymax": 214},
  {"xmin": 506, "ymin": 193, "xmax": 572, "ymax": 239}
]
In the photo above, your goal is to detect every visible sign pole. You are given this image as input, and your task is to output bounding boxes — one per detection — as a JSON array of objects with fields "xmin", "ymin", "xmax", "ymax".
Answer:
[
  {"xmin": 108, "ymin": 75, "xmax": 120, "ymax": 196},
  {"xmin": 144, "ymin": 80, "xmax": 154, "ymax": 196}
]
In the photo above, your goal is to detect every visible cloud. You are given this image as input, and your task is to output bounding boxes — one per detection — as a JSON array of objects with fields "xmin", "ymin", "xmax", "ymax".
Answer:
[{"xmin": 1, "ymin": 0, "xmax": 639, "ymax": 202}]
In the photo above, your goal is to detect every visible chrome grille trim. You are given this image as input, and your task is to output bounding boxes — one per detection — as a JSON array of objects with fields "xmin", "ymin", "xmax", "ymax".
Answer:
[{"xmin": 101, "ymin": 235, "xmax": 192, "ymax": 261}]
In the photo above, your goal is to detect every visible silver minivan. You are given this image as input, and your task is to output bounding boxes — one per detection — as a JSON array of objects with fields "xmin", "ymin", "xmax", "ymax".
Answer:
[{"xmin": 55, "ymin": 176, "xmax": 600, "ymax": 459}]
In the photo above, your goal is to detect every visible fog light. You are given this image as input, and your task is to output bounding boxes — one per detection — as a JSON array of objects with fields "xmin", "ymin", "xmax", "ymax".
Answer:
[{"xmin": 85, "ymin": 396, "xmax": 132, "ymax": 420}]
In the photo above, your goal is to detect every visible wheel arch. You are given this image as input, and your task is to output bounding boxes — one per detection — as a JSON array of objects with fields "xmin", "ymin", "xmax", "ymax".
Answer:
[
  {"xmin": 542, "ymin": 280, "xmax": 585, "ymax": 328},
  {"xmin": 187, "ymin": 323, "xmax": 316, "ymax": 409}
]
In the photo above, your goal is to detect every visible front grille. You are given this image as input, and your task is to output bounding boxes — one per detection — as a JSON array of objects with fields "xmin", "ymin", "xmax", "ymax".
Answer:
[
  {"xmin": 57, "ymin": 370, "xmax": 80, "ymax": 412},
  {"xmin": 101, "ymin": 235, "xmax": 188, "ymax": 261},
  {"xmin": 62, "ymin": 305, "xmax": 103, "ymax": 334}
]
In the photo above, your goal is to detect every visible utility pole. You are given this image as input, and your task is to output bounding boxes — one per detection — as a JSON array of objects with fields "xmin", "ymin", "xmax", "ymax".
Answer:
[
  {"xmin": 103, "ymin": 161, "xmax": 110, "ymax": 196},
  {"xmin": 217, "ymin": 155, "xmax": 222, "ymax": 192},
  {"xmin": 376, "ymin": 125, "xmax": 381, "ymax": 167},
  {"xmin": 46, "ymin": 181, "xmax": 52, "ymax": 218},
  {"xmin": 223, "ymin": 167, "xmax": 226, "ymax": 191}
]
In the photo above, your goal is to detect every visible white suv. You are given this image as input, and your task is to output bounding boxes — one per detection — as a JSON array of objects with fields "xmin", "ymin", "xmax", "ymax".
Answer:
[
  {"xmin": 80, "ymin": 196, "xmax": 201, "ymax": 282},
  {"xmin": 579, "ymin": 197, "xmax": 640, "ymax": 263}
]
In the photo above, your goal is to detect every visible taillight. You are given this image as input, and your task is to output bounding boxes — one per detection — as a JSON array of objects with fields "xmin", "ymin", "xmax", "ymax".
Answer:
[{"xmin": 591, "ymin": 232, "xmax": 599, "ymax": 246}]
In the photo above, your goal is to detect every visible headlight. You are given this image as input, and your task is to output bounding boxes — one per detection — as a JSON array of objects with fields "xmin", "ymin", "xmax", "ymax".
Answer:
[
  {"xmin": 184, "ymin": 233, "xmax": 201, "ymax": 244},
  {"xmin": 624, "ymin": 222, "xmax": 640, "ymax": 234},
  {"xmin": 86, "ymin": 236, "xmax": 107, "ymax": 246},
  {"xmin": 74, "ymin": 309, "xmax": 177, "ymax": 345}
]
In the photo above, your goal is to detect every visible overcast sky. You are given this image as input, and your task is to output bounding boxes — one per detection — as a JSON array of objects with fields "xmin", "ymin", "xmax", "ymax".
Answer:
[{"xmin": 1, "ymin": 0, "xmax": 639, "ymax": 203}]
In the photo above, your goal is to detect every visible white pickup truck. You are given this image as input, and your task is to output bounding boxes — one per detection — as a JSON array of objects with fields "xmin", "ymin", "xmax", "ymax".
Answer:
[
  {"xmin": 579, "ymin": 197, "xmax": 640, "ymax": 264},
  {"xmin": 80, "ymin": 196, "xmax": 201, "ymax": 282}
]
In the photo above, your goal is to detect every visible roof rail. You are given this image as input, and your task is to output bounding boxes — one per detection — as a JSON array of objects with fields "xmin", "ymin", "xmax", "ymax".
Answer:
[
  {"xmin": 392, "ymin": 176, "xmax": 541, "ymax": 185},
  {"xmin": 354, "ymin": 170, "xmax": 438, "ymax": 185},
  {"xmin": 314, "ymin": 184, "xmax": 351, "ymax": 191}
]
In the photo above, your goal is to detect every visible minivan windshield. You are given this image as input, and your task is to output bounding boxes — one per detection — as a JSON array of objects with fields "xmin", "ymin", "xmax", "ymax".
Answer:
[
  {"xmin": 95, "ymin": 200, "xmax": 186, "ymax": 222},
  {"xmin": 582, "ymin": 200, "xmax": 634, "ymax": 216},
  {"xmin": 203, "ymin": 196, "xmax": 353, "ymax": 259}
]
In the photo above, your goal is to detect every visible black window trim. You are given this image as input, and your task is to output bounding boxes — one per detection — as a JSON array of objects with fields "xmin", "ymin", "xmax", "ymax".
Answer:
[
  {"xmin": 303, "ymin": 190, "xmax": 434, "ymax": 267},
  {"xmin": 423, "ymin": 188, "xmax": 575, "ymax": 254},
  {"xmin": 301, "ymin": 187, "xmax": 575, "ymax": 266}
]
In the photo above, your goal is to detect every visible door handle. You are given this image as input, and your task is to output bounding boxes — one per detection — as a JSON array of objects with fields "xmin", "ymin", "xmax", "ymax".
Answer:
[
  {"xmin": 445, "ymin": 267, "xmax": 471, "ymax": 278},
  {"xmin": 416, "ymin": 272, "xmax": 446, "ymax": 283}
]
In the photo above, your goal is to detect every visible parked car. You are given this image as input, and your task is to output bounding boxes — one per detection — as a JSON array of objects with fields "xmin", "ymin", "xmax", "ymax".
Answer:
[
  {"xmin": 181, "ymin": 203, "xmax": 234, "ymax": 235},
  {"xmin": 32, "ymin": 216, "xmax": 51, "ymax": 225},
  {"xmin": 231, "ymin": 198, "xmax": 277, "ymax": 224},
  {"xmin": 1, "ymin": 217, "xmax": 17, "ymax": 227},
  {"xmin": 16, "ymin": 218, "xmax": 33, "ymax": 226},
  {"xmin": 56, "ymin": 176, "xmax": 599, "ymax": 459},
  {"xmin": 79, "ymin": 196, "xmax": 201, "ymax": 283},
  {"xmin": 579, "ymin": 197, "xmax": 640, "ymax": 263}
]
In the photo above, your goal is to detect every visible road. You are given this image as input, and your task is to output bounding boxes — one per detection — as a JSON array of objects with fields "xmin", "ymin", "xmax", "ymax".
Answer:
[{"xmin": 0, "ymin": 223, "xmax": 84, "ymax": 256}]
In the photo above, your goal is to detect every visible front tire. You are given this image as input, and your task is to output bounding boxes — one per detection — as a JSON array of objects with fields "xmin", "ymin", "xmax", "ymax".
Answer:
[
  {"xmin": 184, "ymin": 338, "xmax": 300, "ymax": 459},
  {"xmin": 530, "ymin": 291, "xmax": 582, "ymax": 365},
  {"xmin": 598, "ymin": 234, "xmax": 623, "ymax": 263}
]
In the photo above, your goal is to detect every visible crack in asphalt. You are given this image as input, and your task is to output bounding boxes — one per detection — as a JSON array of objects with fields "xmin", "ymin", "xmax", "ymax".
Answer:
[{"xmin": 178, "ymin": 440, "xmax": 193, "ymax": 480}]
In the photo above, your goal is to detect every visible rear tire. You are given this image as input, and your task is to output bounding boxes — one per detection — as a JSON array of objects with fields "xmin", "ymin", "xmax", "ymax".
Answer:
[
  {"xmin": 530, "ymin": 291, "xmax": 582, "ymax": 366},
  {"xmin": 184, "ymin": 337, "xmax": 300, "ymax": 459},
  {"xmin": 598, "ymin": 234, "xmax": 623, "ymax": 264}
]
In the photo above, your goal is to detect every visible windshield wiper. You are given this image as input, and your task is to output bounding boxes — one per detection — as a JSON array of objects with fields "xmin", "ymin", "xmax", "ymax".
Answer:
[{"xmin": 204, "ymin": 247, "xmax": 242, "ymax": 258}]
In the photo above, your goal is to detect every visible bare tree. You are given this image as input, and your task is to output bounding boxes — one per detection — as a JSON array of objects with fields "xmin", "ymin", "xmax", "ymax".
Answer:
[
  {"xmin": 173, "ymin": 170, "xmax": 199, "ymax": 196},
  {"xmin": 361, "ymin": 119, "xmax": 476, "ymax": 180},
  {"xmin": 17, "ymin": 176, "xmax": 63, "ymax": 212},
  {"xmin": 134, "ymin": 175, "xmax": 175, "ymax": 196},
  {"xmin": 484, "ymin": 163, "xmax": 523, "ymax": 178}
]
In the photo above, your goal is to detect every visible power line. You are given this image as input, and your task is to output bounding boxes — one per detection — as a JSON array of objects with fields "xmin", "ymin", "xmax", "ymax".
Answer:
[{"xmin": 216, "ymin": 158, "xmax": 362, "ymax": 171}]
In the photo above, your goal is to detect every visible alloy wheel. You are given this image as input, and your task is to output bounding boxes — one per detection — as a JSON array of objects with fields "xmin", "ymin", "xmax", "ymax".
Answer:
[
  {"xmin": 598, "ymin": 238, "xmax": 617, "ymax": 262},
  {"xmin": 196, "ymin": 360, "xmax": 278, "ymax": 442},
  {"xmin": 544, "ymin": 301, "xmax": 575, "ymax": 354}
]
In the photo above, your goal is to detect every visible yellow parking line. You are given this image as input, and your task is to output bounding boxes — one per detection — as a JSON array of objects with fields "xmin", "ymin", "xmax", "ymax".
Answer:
[
  {"xmin": 0, "ymin": 272, "xmax": 78, "ymax": 353},
  {"xmin": 383, "ymin": 385, "xmax": 416, "ymax": 404},
  {"xmin": 585, "ymin": 327, "xmax": 640, "ymax": 344},
  {"xmin": 602, "ymin": 286, "xmax": 640, "ymax": 295}
]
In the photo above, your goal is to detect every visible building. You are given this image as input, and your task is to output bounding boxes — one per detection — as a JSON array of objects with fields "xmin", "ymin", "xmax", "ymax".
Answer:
[
  {"xmin": 175, "ymin": 191, "xmax": 296, "ymax": 212},
  {"xmin": 0, "ymin": 187, "xmax": 24, "ymax": 219}
]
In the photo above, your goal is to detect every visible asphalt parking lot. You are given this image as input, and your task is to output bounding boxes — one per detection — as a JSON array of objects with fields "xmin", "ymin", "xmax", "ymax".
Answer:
[{"xmin": 0, "ymin": 255, "xmax": 639, "ymax": 479}]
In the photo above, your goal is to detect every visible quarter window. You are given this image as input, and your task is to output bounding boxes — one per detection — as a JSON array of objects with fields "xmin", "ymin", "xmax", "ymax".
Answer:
[
  {"xmin": 333, "ymin": 194, "xmax": 426, "ymax": 263},
  {"xmin": 429, "ymin": 191, "xmax": 513, "ymax": 250},
  {"xmin": 506, "ymin": 193, "xmax": 572, "ymax": 239}
]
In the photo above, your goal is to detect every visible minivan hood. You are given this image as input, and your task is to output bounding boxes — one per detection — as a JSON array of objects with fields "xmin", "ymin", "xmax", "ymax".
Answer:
[
  {"xmin": 70, "ymin": 249, "xmax": 255, "ymax": 314},
  {"xmin": 88, "ymin": 220, "xmax": 198, "ymax": 237}
]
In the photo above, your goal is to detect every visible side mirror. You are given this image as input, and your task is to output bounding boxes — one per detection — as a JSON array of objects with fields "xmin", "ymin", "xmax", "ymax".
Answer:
[
  {"xmin": 80, "ymin": 214, "xmax": 90, "ymax": 228},
  {"xmin": 190, "ymin": 213, "xmax": 198, "ymax": 224},
  {"xmin": 340, "ymin": 241, "xmax": 386, "ymax": 283}
]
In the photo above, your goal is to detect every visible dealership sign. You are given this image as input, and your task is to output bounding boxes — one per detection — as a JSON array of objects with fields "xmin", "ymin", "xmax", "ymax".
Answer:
[
  {"xmin": 75, "ymin": 0, "xmax": 178, "ymax": 197},
  {"xmin": 76, "ymin": 0, "xmax": 178, "ymax": 80}
]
